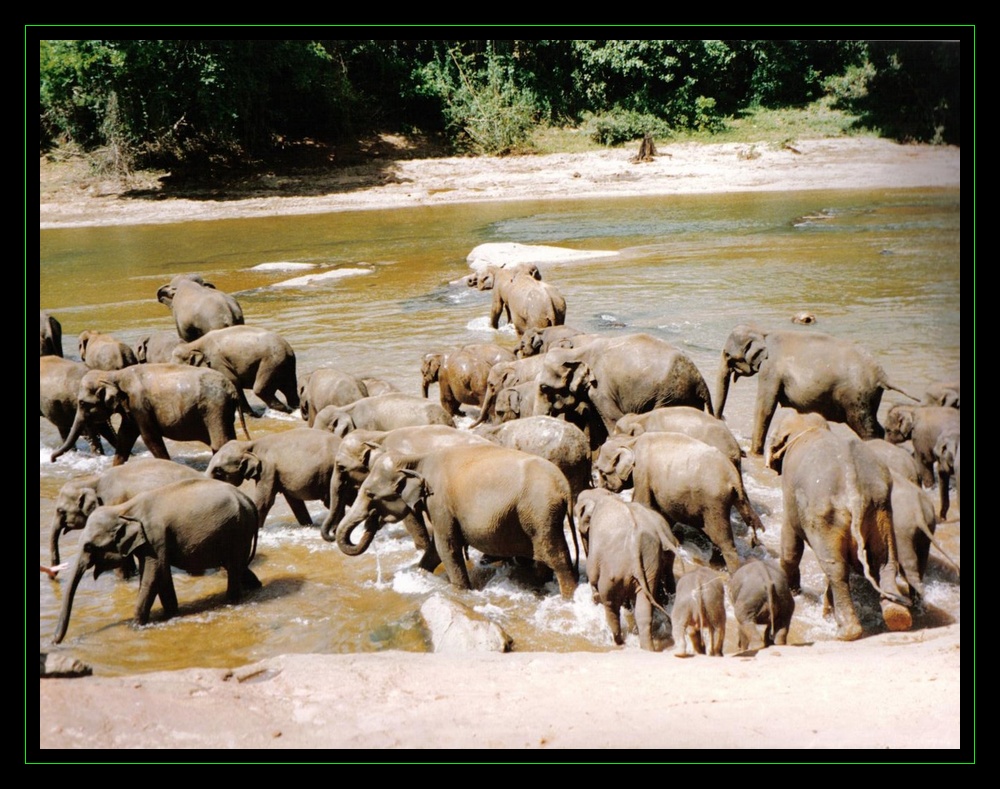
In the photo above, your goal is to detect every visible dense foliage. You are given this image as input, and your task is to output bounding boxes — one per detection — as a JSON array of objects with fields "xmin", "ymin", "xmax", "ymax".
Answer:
[{"xmin": 37, "ymin": 38, "xmax": 962, "ymax": 169}]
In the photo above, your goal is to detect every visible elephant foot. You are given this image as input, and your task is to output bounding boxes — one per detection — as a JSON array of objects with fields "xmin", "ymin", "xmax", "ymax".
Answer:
[
  {"xmin": 836, "ymin": 622, "xmax": 864, "ymax": 641},
  {"xmin": 880, "ymin": 601, "xmax": 913, "ymax": 632}
]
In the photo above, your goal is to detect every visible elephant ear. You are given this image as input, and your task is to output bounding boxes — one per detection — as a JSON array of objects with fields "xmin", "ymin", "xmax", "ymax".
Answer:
[
  {"xmin": 78, "ymin": 488, "xmax": 101, "ymax": 518},
  {"xmin": 115, "ymin": 515, "xmax": 149, "ymax": 557},
  {"xmin": 240, "ymin": 451, "xmax": 263, "ymax": 482},
  {"xmin": 477, "ymin": 270, "xmax": 496, "ymax": 291},
  {"xmin": 135, "ymin": 337, "xmax": 149, "ymax": 363},
  {"xmin": 745, "ymin": 332, "xmax": 768, "ymax": 373},
  {"xmin": 78, "ymin": 331, "xmax": 91, "ymax": 359},
  {"xmin": 397, "ymin": 468, "xmax": 427, "ymax": 512},
  {"xmin": 568, "ymin": 360, "xmax": 596, "ymax": 393},
  {"xmin": 615, "ymin": 446, "xmax": 636, "ymax": 481},
  {"xmin": 188, "ymin": 349, "xmax": 207, "ymax": 367}
]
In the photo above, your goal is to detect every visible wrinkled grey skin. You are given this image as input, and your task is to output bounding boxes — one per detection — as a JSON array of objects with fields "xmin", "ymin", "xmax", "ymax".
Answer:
[
  {"xmin": 320, "ymin": 425, "xmax": 491, "ymax": 564},
  {"xmin": 40, "ymin": 311, "xmax": 63, "ymax": 357},
  {"xmin": 172, "ymin": 325, "xmax": 299, "ymax": 414},
  {"xmin": 298, "ymin": 368, "xmax": 369, "ymax": 427},
  {"xmin": 474, "ymin": 416, "xmax": 592, "ymax": 503},
  {"xmin": 421, "ymin": 343, "xmax": 514, "ymax": 396},
  {"xmin": 864, "ymin": 438, "xmax": 922, "ymax": 486},
  {"xmin": 471, "ymin": 355, "xmax": 548, "ymax": 427},
  {"xmin": 156, "ymin": 274, "xmax": 244, "ymax": 342},
  {"xmin": 315, "ymin": 393, "xmax": 454, "ymax": 438},
  {"xmin": 614, "ymin": 406, "xmax": 743, "ymax": 470},
  {"xmin": 134, "ymin": 331, "xmax": 183, "ymax": 364},
  {"xmin": 884, "ymin": 405, "xmax": 961, "ymax": 519},
  {"xmin": 575, "ymin": 488, "xmax": 679, "ymax": 650},
  {"xmin": 513, "ymin": 325, "xmax": 585, "ymax": 358},
  {"xmin": 728, "ymin": 559, "xmax": 795, "ymax": 650},
  {"xmin": 475, "ymin": 265, "xmax": 567, "ymax": 337},
  {"xmin": 50, "ymin": 458, "xmax": 201, "ymax": 566},
  {"xmin": 40, "ymin": 356, "xmax": 117, "ymax": 458},
  {"xmin": 53, "ymin": 479, "xmax": 261, "ymax": 644},
  {"xmin": 888, "ymin": 470, "xmax": 960, "ymax": 597},
  {"xmin": 206, "ymin": 429, "xmax": 342, "ymax": 532},
  {"xmin": 50, "ymin": 363, "xmax": 249, "ymax": 466},
  {"xmin": 420, "ymin": 349, "xmax": 495, "ymax": 417},
  {"xmin": 360, "ymin": 377, "xmax": 396, "ymax": 397},
  {"xmin": 923, "ymin": 380, "xmax": 960, "ymax": 409},
  {"xmin": 335, "ymin": 445, "xmax": 578, "ymax": 598},
  {"xmin": 595, "ymin": 432, "xmax": 763, "ymax": 571},
  {"xmin": 766, "ymin": 411, "xmax": 913, "ymax": 641},
  {"xmin": 672, "ymin": 567, "xmax": 727, "ymax": 657},
  {"xmin": 536, "ymin": 333, "xmax": 714, "ymax": 446},
  {"xmin": 78, "ymin": 330, "xmax": 138, "ymax": 371},
  {"xmin": 494, "ymin": 380, "xmax": 541, "ymax": 422},
  {"xmin": 715, "ymin": 324, "xmax": 918, "ymax": 456}
]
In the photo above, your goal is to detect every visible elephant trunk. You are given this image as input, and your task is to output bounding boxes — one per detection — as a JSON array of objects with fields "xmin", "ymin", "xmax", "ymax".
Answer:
[
  {"xmin": 50, "ymin": 513, "xmax": 67, "ymax": 566},
  {"xmin": 714, "ymin": 358, "xmax": 733, "ymax": 419},
  {"xmin": 50, "ymin": 408, "xmax": 88, "ymax": 462},
  {"xmin": 53, "ymin": 550, "xmax": 90, "ymax": 644},
  {"xmin": 335, "ymin": 497, "xmax": 381, "ymax": 556},
  {"xmin": 320, "ymin": 472, "xmax": 354, "ymax": 542},
  {"xmin": 421, "ymin": 379, "xmax": 430, "ymax": 398}
]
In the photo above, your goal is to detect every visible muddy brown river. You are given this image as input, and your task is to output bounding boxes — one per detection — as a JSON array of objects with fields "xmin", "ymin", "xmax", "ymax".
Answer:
[{"xmin": 39, "ymin": 188, "xmax": 961, "ymax": 675}]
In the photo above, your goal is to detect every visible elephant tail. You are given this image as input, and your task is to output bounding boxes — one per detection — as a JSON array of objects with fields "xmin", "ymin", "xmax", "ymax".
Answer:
[
  {"xmin": 882, "ymin": 379, "xmax": 920, "ymax": 403},
  {"xmin": 236, "ymin": 399, "xmax": 251, "ymax": 440},
  {"xmin": 566, "ymin": 499, "xmax": 580, "ymax": 576},
  {"xmin": 628, "ymin": 511, "xmax": 669, "ymax": 616},
  {"xmin": 919, "ymin": 521, "xmax": 961, "ymax": 579}
]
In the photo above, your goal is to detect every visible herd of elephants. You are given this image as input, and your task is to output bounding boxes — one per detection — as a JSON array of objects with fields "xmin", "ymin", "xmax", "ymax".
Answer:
[{"xmin": 39, "ymin": 262, "xmax": 961, "ymax": 654}]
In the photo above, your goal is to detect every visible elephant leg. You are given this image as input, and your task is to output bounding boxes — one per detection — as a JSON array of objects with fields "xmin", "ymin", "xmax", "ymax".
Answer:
[
  {"xmin": 283, "ymin": 494, "xmax": 314, "ymax": 527},
  {"xmin": 690, "ymin": 627, "xmax": 706, "ymax": 655},
  {"xmin": 113, "ymin": 419, "xmax": 141, "ymax": 466},
  {"xmin": 780, "ymin": 526, "xmax": 805, "ymax": 594},
  {"xmin": 709, "ymin": 624, "xmax": 724, "ymax": 657},
  {"xmin": 737, "ymin": 620, "xmax": 755, "ymax": 651},
  {"xmin": 604, "ymin": 602, "xmax": 625, "ymax": 646},
  {"xmin": 242, "ymin": 567, "xmax": 262, "ymax": 591},
  {"xmin": 436, "ymin": 523, "xmax": 473, "ymax": 590},
  {"xmin": 137, "ymin": 422, "xmax": 171, "ymax": 461},
  {"xmin": 634, "ymin": 593, "xmax": 654, "ymax": 650},
  {"xmin": 818, "ymin": 557, "xmax": 863, "ymax": 641},
  {"xmin": 253, "ymin": 367, "xmax": 292, "ymax": 413},
  {"xmin": 751, "ymin": 383, "xmax": 781, "ymax": 455},
  {"xmin": 703, "ymin": 512, "xmax": 741, "ymax": 573},
  {"xmin": 938, "ymin": 470, "xmax": 952, "ymax": 521}
]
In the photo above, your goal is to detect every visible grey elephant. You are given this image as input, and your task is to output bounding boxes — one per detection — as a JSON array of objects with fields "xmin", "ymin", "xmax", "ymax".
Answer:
[
  {"xmin": 320, "ymin": 425, "xmax": 491, "ymax": 567},
  {"xmin": 335, "ymin": 444, "xmax": 578, "ymax": 598},
  {"xmin": 206, "ymin": 429, "xmax": 342, "ymax": 531},
  {"xmin": 50, "ymin": 363, "xmax": 250, "ymax": 466},
  {"xmin": 474, "ymin": 415, "xmax": 592, "ymax": 504},
  {"xmin": 471, "ymin": 355, "xmax": 548, "ymax": 426},
  {"xmin": 614, "ymin": 406, "xmax": 743, "ymax": 470},
  {"xmin": 50, "ymin": 458, "xmax": 201, "ymax": 566},
  {"xmin": 78, "ymin": 330, "xmax": 139, "ymax": 371},
  {"xmin": 475, "ymin": 264, "xmax": 567, "ymax": 336},
  {"xmin": 513, "ymin": 325, "xmax": 585, "ymax": 358},
  {"xmin": 715, "ymin": 324, "xmax": 918, "ymax": 455},
  {"xmin": 864, "ymin": 438, "xmax": 922, "ymax": 486},
  {"xmin": 535, "ymin": 333, "xmax": 715, "ymax": 446},
  {"xmin": 767, "ymin": 411, "xmax": 913, "ymax": 640},
  {"xmin": 421, "ymin": 343, "xmax": 514, "ymax": 394},
  {"xmin": 156, "ymin": 274, "xmax": 244, "ymax": 342},
  {"xmin": 884, "ymin": 404, "xmax": 961, "ymax": 519},
  {"xmin": 420, "ymin": 347, "xmax": 501, "ymax": 417},
  {"xmin": 134, "ymin": 331, "xmax": 184, "ymax": 364},
  {"xmin": 172, "ymin": 325, "xmax": 299, "ymax": 414},
  {"xmin": 298, "ymin": 367, "xmax": 369, "ymax": 427},
  {"xmin": 40, "ymin": 356, "xmax": 117, "ymax": 457},
  {"xmin": 53, "ymin": 479, "xmax": 261, "ymax": 643},
  {"xmin": 595, "ymin": 432, "xmax": 763, "ymax": 571},
  {"xmin": 40, "ymin": 310, "xmax": 63, "ymax": 357},
  {"xmin": 888, "ymin": 470, "xmax": 960, "ymax": 597},
  {"xmin": 575, "ymin": 488, "xmax": 679, "ymax": 650},
  {"xmin": 672, "ymin": 567, "xmax": 726, "ymax": 657},
  {"xmin": 923, "ymin": 380, "xmax": 960, "ymax": 409},
  {"xmin": 494, "ymin": 379, "xmax": 542, "ymax": 422},
  {"xmin": 728, "ymin": 559, "xmax": 795, "ymax": 650},
  {"xmin": 934, "ymin": 429, "xmax": 960, "ymax": 521},
  {"xmin": 314, "ymin": 393, "xmax": 454, "ymax": 437}
]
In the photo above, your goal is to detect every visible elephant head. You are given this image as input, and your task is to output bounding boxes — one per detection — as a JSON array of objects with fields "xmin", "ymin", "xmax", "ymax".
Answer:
[
  {"xmin": 53, "ymin": 507, "xmax": 148, "ymax": 644},
  {"xmin": 765, "ymin": 411, "xmax": 830, "ymax": 474},
  {"xmin": 536, "ymin": 351, "xmax": 596, "ymax": 418},
  {"xmin": 883, "ymin": 405, "xmax": 916, "ymax": 444},
  {"xmin": 206, "ymin": 441, "xmax": 261, "ymax": 485},
  {"xmin": 50, "ymin": 370, "xmax": 125, "ymax": 462},
  {"xmin": 156, "ymin": 273, "xmax": 212, "ymax": 306},
  {"xmin": 50, "ymin": 481, "xmax": 101, "ymax": 565},
  {"xmin": 77, "ymin": 330, "xmax": 96, "ymax": 362},
  {"xmin": 171, "ymin": 344, "xmax": 208, "ymax": 368},
  {"xmin": 420, "ymin": 353, "xmax": 443, "ymax": 398},
  {"xmin": 594, "ymin": 437, "xmax": 637, "ymax": 492},
  {"xmin": 715, "ymin": 324, "xmax": 769, "ymax": 418},
  {"xmin": 334, "ymin": 454, "xmax": 425, "ymax": 556},
  {"xmin": 320, "ymin": 437, "xmax": 384, "ymax": 542}
]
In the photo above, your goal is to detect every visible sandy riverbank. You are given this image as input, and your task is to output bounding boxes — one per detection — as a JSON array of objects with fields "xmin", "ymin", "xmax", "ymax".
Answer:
[{"xmin": 37, "ymin": 136, "xmax": 965, "ymax": 757}]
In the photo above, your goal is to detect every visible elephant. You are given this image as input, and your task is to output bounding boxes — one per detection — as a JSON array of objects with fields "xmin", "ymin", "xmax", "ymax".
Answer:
[
  {"xmin": 494, "ymin": 379, "xmax": 542, "ymax": 422},
  {"xmin": 78, "ymin": 330, "xmax": 139, "ymax": 371},
  {"xmin": 206, "ymin": 429, "xmax": 343, "ymax": 531},
  {"xmin": 156, "ymin": 274, "xmax": 245, "ymax": 342},
  {"xmin": 420, "ymin": 348, "xmax": 498, "ymax": 417},
  {"xmin": 728, "ymin": 559, "xmax": 795, "ymax": 650},
  {"xmin": 50, "ymin": 458, "xmax": 201, "ymax": 566},
  {"xmin": 715, "ymin": 324, "xmax": 918, "ymax": 456},
  {"xmin": 864, "ymin": 438, "xmax": 922, "ymax": 486},
  {"xmin": 766, "ymin": 411, "xmax": 913, "ymax": 640},
  {"xmin": 934, "ymin": 429, "xmax": 961, "ymax": 521},
  {"xmin": 50, "ymin": 363, "xmax": 250, "ymax": 466},
  {"xmin": 473, "ymin": 264, "xmax": 567, "ymax": 336},
  {"xmin": 298, "ymin": 368, "xmax": 369, "ymax": 427},
  {"xmin": 360, "ymin": 377, "xmax": 397, "ymax": 396},
  {"xmin": 535, "ymin": 333, "xmax": 715, "ymax": 447},
  {"xmin": 421, "ymin": 343, "xmax": 514, "ymax": 396},
  {"xmin": 40, "ymin": 356, "xmax": 117, "ymax": 457},
  {"xmin": 314, "ymin": 393, "xmax": 454, "ymax": 438},
  {"xmin": 595, "ymin": 432, "xmax": 763, "ymax": 571},
  {"xmin": 52, "ymin": 479, "xmax": 261, "ymax": 643},
  {"xmin": 319, "ymin": 425, "xmax": 491, "ymax": 565},
  {"xmin": 884, "ymin": 404, "xmax": 961, "ymax": 519},
  {"xmin": 474, "ymin": 416, "xmax": 593, "ymax": 504},
  {"xmin": 614, "ymin": 406, "xmax": 743, "ymax": 470},
  {"xmin": 924, "ymin": 380, "xmax": 960, "ymax": 409},
  {"xmin": 574, "ymin": 488, "xmax": 680, "ymax": 650},
  {"xmin": 790, "ymin": 311, "xmax": 817, "ymax": 325},
  {"xmin": 134, "ymin": 331, "xmax": 184, "ymax": 364},
  {"xmin": 40, "ymin": 311, "xmax": 63, "ymax": 357},
  {"xmin": 671, "ymin": 567, "xmax": 727, "ymax": 657},
  {"xmin": 171, "ymin": 325, "xmax": 299, "ymax": 414},
  {"xmin": 471, "ymin": 355, "xmax": 548, "ymax": 426},
  {"xmin": 887, "ymin": 470, "xmax": 960, "ymax": 597},
  {"xmin": 334, "ymin": 444, "xmax": 578, "ymax": 598},
  {"xmin": 513, "ymin": 325, "xmax": 585, "ymax": 358}
]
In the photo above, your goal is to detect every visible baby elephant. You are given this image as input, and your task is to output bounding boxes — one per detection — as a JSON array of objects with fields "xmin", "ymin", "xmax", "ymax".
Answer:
[
  {"xmin": 672, "ymin": 567, "xmax": 726, "ymax": 657},
  {"xmin": 729, "ymin": 560, "xmax": 795, "ymax": 651}
]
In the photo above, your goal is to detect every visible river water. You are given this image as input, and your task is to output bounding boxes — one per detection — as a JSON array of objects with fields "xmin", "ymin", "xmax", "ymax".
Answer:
[{"xmin": 38, "ymin": 188, "xmax": 962, "ymax": 675}]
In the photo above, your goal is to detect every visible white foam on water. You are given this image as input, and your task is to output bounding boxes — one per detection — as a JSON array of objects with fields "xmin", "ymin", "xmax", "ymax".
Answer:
[{"xmin": 466, "ymin": 316, "xmax": 516, "ymax": 335}]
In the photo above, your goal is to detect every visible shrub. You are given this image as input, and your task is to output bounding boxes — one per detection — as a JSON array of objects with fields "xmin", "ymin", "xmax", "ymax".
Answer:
[{"xmin": 586, "ymin": 109, "xmax": 673, "ymax": 147}]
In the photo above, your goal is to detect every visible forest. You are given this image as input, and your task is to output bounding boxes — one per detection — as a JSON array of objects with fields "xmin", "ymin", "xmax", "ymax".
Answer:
[{"xmin": 38, "ymin": 39, "xmax": 962, "ymax": 173}]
